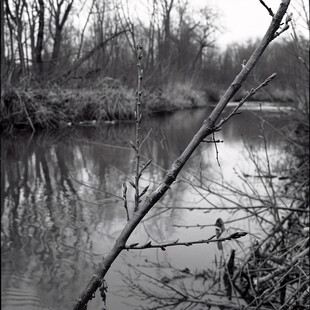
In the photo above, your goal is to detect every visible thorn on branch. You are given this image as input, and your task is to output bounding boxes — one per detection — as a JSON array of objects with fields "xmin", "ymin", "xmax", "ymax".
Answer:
[
  {"xmin": 139, "ymin": 185, "xmax": 149, "ymax": 198},
  {"xmin": 129, "ymin": 242, "xmax": 139, "ymax": 248},
  {"xmin": 208, "ymin": 235, "xmax": 217, "ymax": 241},
  {"xmin": 139, "ymin": 159, "xmax": 152, "ymax": 176},
  {"xmin": 144, "ymin": 241, "xmax": 152, "ymax": 247}
]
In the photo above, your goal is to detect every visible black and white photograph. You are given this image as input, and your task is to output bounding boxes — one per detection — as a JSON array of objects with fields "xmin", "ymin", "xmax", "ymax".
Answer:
[{"xmin": 1, "ymin": 0, "xmax": 309, "ymax": 309}]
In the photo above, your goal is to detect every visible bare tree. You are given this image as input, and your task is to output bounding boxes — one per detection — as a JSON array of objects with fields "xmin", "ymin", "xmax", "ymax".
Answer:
[
  {"xmin": 5, "ymin": 0, "xmax": 27, "ymax": 77},
  {"xmin": 48, "ymin": 0, "xmax": 73, "ymax": 73},
  {"xmin": 24, "ymin": 0, "xmax": 45, "ymax": 76},
  {"xmin": 191, "ymin": 7, "xmax": 217, "ymax": 72},
  {"xmin": 158, "ymin": 0, "xmax": 174, "ymax": 63}
]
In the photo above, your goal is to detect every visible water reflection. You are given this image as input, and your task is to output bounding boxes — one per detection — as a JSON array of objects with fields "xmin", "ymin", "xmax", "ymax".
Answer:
[{"xmin": 1, "ymin": 106, "xmax": 286, "ymax": 309}]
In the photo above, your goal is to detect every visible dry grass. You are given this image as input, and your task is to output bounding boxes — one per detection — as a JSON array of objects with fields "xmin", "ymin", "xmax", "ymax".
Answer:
[
  {"xmin": 144, "ymin": 80, "xmax": 207, "ymax": 114},
  {"xmin": 0, "ymin": 81, "xmax": 135, "ymax": 132},
  {"xmin": 1, "ymin": 79, "xmax": 210, "ymax": 132}
]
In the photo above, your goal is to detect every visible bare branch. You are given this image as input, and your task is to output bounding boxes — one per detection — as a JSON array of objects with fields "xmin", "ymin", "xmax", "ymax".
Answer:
[
  {"xmin": 256, "ymin": 244, "xmax": 309, "ymax": 285},
  {"xmin": 124, "ymin": 232, "xmax": 248, "ymax": 250},
  {"xmin": 134, "ymin": 42, "xmax": 144, "ymax": 213},
  {"xmin": 214, "ymin": 73, "xmax": 277, "ymax": 130}
]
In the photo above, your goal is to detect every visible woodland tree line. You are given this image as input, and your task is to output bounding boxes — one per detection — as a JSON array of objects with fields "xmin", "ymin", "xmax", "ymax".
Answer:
[{"xmin": 1, "ymin": 0, "xmax": 308, "ymax": 101}]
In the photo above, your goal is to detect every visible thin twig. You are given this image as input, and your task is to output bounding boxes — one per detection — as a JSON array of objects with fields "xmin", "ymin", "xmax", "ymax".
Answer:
[
  {"xmin": 122, "ymin": 181, "xmax": 130, "ymax": 221},
  {"xmin": 156, "ymin": 205, "xmax": 309, "ymax": 213},
  {"xmin": 124, "ymin": 232, "xmax": 248, "ymax": 250},
  {"xmin": 259, "ymin": 0, "xmax": 274, "ymax": 17},
  {"xmin": 134, "ymin": 43, "xmax": 144, "ymax": 212},
  {"xmin": 213, "ymin": 132, "xmax": 221, "ymax": 167},
  {"xmin": 215, "ymin": 73, "xmax": 277, "ymax": 130},
  {"xmin": 256, "ymin": 246, "xmax": 309, "ymax": 285}
]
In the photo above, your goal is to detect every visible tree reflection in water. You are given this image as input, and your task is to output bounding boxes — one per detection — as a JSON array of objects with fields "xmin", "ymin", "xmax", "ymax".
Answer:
[{"xmin": 1, "ymin": 107, "xmax": 286, "ymax": 309}]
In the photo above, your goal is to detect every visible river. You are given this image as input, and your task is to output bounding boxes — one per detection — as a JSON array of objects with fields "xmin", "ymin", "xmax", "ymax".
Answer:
[{"xmin": 1, "ymin": 103, "xmax": 289, "ymax": 309}]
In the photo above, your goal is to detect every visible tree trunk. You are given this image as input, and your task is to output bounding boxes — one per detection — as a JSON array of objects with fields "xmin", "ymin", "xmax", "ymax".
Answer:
[
  {"xmin": 36, "ymin": 0, "xmax": 44, "ymax": 75},
  {"xmin": 50, "ymin": 25, "xmax": 62, "ymax": 69},
  {"xmin": 49, "ymin": 0, "xmax": 73, "ymax": 75},
  {"xmin": 17, "ymin": 22, "xmax": 26, "ymax": 77},
  {"xmin": 1, "ymin": 0, "xmax": 5, "ymax": 88}
]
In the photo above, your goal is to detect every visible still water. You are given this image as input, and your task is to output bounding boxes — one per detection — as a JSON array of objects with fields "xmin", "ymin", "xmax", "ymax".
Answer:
[{"xmin": 1, "ymin": 104, "xmax": 288, "ymax": 309}]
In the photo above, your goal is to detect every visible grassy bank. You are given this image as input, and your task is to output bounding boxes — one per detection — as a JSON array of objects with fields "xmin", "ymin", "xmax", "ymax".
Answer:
[
  {"xmin": 0, "ymin": 77, "xmax": 297, "ymax": 133},
  {"xmin": 0, "ymin": 79, "xmax": 209, "ymax": 132}
]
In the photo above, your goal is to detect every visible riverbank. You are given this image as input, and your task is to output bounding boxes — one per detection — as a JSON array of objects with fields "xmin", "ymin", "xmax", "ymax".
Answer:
[
  {"xmin": 0, "ymin": 80, "xmax": 211, "ymax": 132},
  {"xmin": 0, "ymin": 78, "xmax": 296, "ymax": 133}
]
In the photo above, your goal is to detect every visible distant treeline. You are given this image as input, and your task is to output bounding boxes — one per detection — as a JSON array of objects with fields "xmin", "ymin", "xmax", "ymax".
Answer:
[{"xmin": 1, "ymin": 0, "xmax": 309, "ymax": 103}]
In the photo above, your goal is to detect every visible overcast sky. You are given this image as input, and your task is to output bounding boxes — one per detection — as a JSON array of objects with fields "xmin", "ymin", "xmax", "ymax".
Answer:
[
  {"xmin": 131, "ymin": 0, "xmax": 304, "ymax": 48},
  {"xmin": 80, "ymin": 0, "xmax": 307, "ymax": 49},
  {"xmin": 194, "ymin": 0, "xmax": 296, "ymax": 48}
]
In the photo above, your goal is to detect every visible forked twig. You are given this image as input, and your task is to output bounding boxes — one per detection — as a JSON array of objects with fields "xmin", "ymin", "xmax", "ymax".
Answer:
[{"xmin": 214, "ymin": 73, "xmax": 277, "ymax": 130}]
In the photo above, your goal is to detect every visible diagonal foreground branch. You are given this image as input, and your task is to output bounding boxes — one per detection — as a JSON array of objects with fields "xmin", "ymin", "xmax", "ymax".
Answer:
[{"xmin": 72, "ymin": 1, "xmax": 290, "ymax": 309}]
